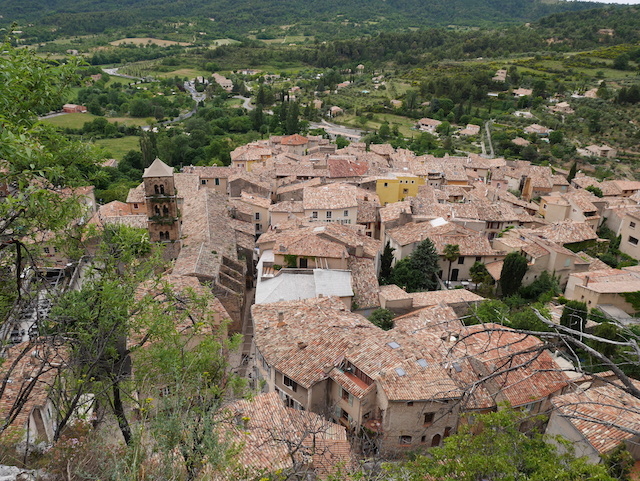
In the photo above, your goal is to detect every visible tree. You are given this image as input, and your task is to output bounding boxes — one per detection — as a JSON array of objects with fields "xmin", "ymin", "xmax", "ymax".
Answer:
[
  {"xmin": 0, "ymin": 39, "xmax": 101, "ymax": 439},
  {"xmin": 48, "ymin": 224, "xmax": 157, "ymax": 444},
  {"xmin": 389, "ymin": 408, "xmax": 615, "ymax": 481},
  {"xmin": 409, "ymin": 238, "xmax": 440, "ymax": 291},
  {"xmin": 378, "ymin": 241, "xmax": 395, "ymax": 285},
  {"xmin": 390, "ymin": 258, "xmax": 423, "ymax": 292},
  {"xmin": 567, "ymin": 161, "xmax": 578, "ymax": 182},
  {"xmin": 499, "ymin": 252, "xmax": 528, "ymax": 297},
  {"xmin": 368, "ymin": 308, "xmax": 395, "ymax": 331},
  {"xmin": 443, "ymin": 244, "xmax": 460, "ymax": 287}
]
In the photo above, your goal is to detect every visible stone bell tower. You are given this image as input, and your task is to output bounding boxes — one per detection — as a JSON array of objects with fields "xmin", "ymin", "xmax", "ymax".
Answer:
[{"xmin": 142, "ymin": 158, "xmax": 181, "ymax": 245}]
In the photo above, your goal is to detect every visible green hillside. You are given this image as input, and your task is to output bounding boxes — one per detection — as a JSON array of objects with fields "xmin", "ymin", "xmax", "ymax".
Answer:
[{"xmin": 2, "ymin": 0, "xmax": 607, "ymax": 38}]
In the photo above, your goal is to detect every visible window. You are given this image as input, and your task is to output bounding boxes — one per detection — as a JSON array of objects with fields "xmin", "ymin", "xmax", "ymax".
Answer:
[
  {"xmin": 344, "ymin": 210, "xmax": 349, "ymax": 217},
  {"xmin": 399, "ymin": 436, "xmax": 412, "ymax": 445},
  {"xmin": 255, "ymin": 212, "xmax": 260, "ymax": 220},
  {"xmin": 162, "ymin": 206, "xmax": 169, "ymax": 216},
  {"xmin": 444, "ymin": 427, "xmax": 452, "ymax": 438},
  {"xmin": 411, "ymin": 180, "xmax": 415, "ymax": 184},
  {"xmin": 383, "ymin": 182, "xmax": 388, "ymax": 187},
  {"xmin": 424, "ymin": 413, "xmax": 434, "ymax": 425},
  {"xmin": 421, "ymin": 436, "xmax": 426, "ymax": 443},
  {"xmin": 326, "ymin": 211, "xmax": 332, "ymax": 219},
  {"xmin": 312, "ymin": 211, "xmax": 318, "ymax": 219},
  {"xmin": 476, "ymin": 256, "xmax": 482, "ymax": 262},
  {"xmin": 341, "ymin": 388, "xmax": 354, "ymax": 405},
  {"xmin": 407, "ymin": 402, "xmax": 414, "ymax": 406},
  {"xmin": 630, "ymin": 221, "xmax": 636, "ymax": 229},
  {"xmin": 215, "ymin": 178, "xmax": 220, "ymax": 186},
  {"xmin": 564, "ymin": 258, "xmax": 571, "ymax": 267},
  {"xmin": 255, "ymin": 223, "xmax": 262, "ymax": 232},
  {"xmin": 629, "ymin": 236, "xmax": 639, "ymax": 246},
  {"xmin": 283, "ymin": 375, "xmax": 298, "ymax": 392},
  {"xmin": 403, "ymin": 188, "xmax": 409, "ymax": 195},
  {"xmin": 43, "ymin": 247, "xmax": 50, "ymax": 254},
  {"xmin": 159, "ymin": 232, "xmax": 165, "ymax": 241},
  {"xmin": 431, "ymin": 434, "xmax": 441, "ymax": 447},
  {"xmin": 133, "ymin": 203, "xmax": 138, "ymax": 209},
  {"xmin": 201, "ymin": 179, "xmax": 207, "ymax": 185},
  {"xmin": 457, "ymin": 257, "xmax": 465, "ymax": 265}
]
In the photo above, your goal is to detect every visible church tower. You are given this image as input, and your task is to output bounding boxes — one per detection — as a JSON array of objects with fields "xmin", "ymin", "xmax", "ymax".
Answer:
[{"xmin": 142, "ymin": 158, "xmax": 180, "ymax": 244}]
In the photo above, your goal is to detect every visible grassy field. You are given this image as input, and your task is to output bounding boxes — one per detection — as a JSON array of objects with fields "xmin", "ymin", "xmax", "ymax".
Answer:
[
  {"xmin": 42, "ymin": 113, "xmax": 150, "ymax": 129},
  {"xmin": 339, "ymin": 112, "xmax": 417, "ymax": 137},
  {"xmin": 110, "ymin": 37, "xmax": 191, "ymax": 47},
  {"xmin": 154, "ymin": 68, "xmax": 211, "ymax": 79},
  {"xmin": 93, "ymin": 136, "xmax": 140, "ymax": 159},
  {"xmin": 225, "ymin": 98, "xmax": 244, "ymax": 107},
  {"xmin": 209, "ymin": 38, "xmax": 242, "ymax": 46}
]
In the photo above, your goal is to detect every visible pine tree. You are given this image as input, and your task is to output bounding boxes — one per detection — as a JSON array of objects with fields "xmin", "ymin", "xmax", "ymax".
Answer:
[
  {"xmin": 409, "ymin": 238, "xmax": 440, "ymax": 291},
  {"xmin": 379, "ymin": 241, "xmax": 395, "ymax": 285},
  {"xmin": 500, "ymin": 252, "xmax": 528, "ymax": 297},
  {"xmin": 567, "ymin": 161, "xmax": 577, "ymax": 182}
]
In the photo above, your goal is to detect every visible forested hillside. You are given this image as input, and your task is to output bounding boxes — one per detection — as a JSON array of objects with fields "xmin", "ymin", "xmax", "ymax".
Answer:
[{"xmin": 1, "ymin": 0, "xmax": 604, "ymax": 37}]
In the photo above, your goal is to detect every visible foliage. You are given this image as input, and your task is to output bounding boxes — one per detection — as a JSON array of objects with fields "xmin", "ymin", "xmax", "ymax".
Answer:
[
  {"xmin": 388, "ymin": 408, "xmax": 615, "ymax": 481},
  {"xmin": 560, "ymin": 300, "xmax": 588, "ymax": 333},
  {"xmin": 378, "ymin": 241, "xmax": 395, "ymax": 285},
  {"xmin": 621, "ymin": 291, "xmax": 640, "ymax": 312},
  {"xmin": 519, "ymin": 270, "xmax": 560, "ymax": 301},
  {"xmin": 499, "ymin": 252, "xmax": 528, "ymax": 297},
  {"xmin": 586, "ymin": 185, "xmax": 604, "ymax": 198},
  {"xmin": 602, "ymin": 443, "xmax": 634, "ymax": 481},
  {"xmin": 284, "ymin": 254, "xmax": 298, "ymax": 268},
  {"xmin": 367, "ymin": 308, "xmax": 395, "ymax": 331}
]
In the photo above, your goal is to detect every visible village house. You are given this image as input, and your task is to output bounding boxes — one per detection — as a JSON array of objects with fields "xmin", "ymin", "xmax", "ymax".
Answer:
[
  {"xmin": 217, "ymin": 392, "xmax": 353, "ymax": 479},
  {"xmin": 62, "ymin": 103, "xmax": 87, "ymax": 113},
  {"xmin": 234, "ymin": 191, "xmax": 271, "ymax": 237},
  {"xmin": 255, "ymin": 222, "xmax": 381, "ymax": 308},
  {"xmin": 0, "ymin": 340, "xmax": 67, "ymax": 446},
  {"xmin": 303, "ymin": 183, "xmax": 359, "ymax": 225},
  {"xmin": 386, "ymin": 221, "xmax": 504, "ymax": 283},
  {"xmin": 181, "ymin": 165, "xmax": 237, "ymax": 195},
  {"xmin": 585, "ymin": 144, "xmax": 617, "ymax": 159},
  {"xmin": 458, "ymin": 124, "xmax": 481, "ymax": 136},
  {"xmin": 617, "ymin": 209, "xmax": 640, "ymax": 260},
  {"xmin": 212, "ymin": 73, "xmax": 233, "ymax": 92},
  {"xmin": 417, "ymin": 118, "xmax": 442, "ymax": 133},
  {"xmin": 492, "ymin": 69, "xmax": 507, "ymax": 82},
  {"xmin": 492, "ymin": 228, "xmax": 591, "ymax": 287},
  {"xmin": 523, "ymin": 123, "xmax": 551, "ymax": 136},
  {"xmin": 546, "ymin": 374, "xmax": 640, "ymax": 463},
  {"xmin": 230, "ymin": 143, "xmax": 273, "ymax": 171},
  {"xmin": 513, "ymin": 88, "xmax": 533, "ymax": 97},
  {"xmin": 538, "ymin": 191, "xmax": 604, "ymax": 231},
  {"xmin": 251, "ymin": 297, "xmax": 568, "ymax": 455},
  {"xmin": 564, "ymin": 267, "xmax": 640, "ymax": 315}
]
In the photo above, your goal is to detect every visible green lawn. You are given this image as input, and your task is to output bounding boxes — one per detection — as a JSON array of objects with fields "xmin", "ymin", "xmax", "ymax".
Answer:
[
  {"xmin": 42, "ymin": 113, "xmax": 98, "ymax": 129},
  {"xmin": 93, "ymin": 136, "xmax": 140, "ymax": 160}
]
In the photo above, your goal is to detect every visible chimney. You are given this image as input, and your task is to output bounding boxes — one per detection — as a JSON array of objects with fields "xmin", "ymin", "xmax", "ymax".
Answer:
[
  {"xmin": 277, "ymin": 311, "xmax": 286, "ymax": 327},
  {"xmin": 297, "ymin": 341, "xmax": 307, "ymax": 349},
  {"xmin": 584, "ymin": 275, "xmax": 590, "ymax": 287}
]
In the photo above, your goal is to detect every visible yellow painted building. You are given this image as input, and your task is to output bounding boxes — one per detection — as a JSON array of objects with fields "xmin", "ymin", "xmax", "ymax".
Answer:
[{"xmin": 376, "ymin": 174, "xmax": 424, "ymax": 206}]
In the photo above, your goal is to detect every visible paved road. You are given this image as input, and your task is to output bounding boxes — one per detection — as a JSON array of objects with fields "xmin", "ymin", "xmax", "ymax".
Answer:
[
  {"xmin": 102, "ymin": 67, "xmax": 143, "ymax": 80},
  {"xmin": 309, "ymin": 119, "xmax": 364, "ymax": 141},
  {"xmin": 233, "ymin": 95, "xmax": 253, "ymax": 110}
]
